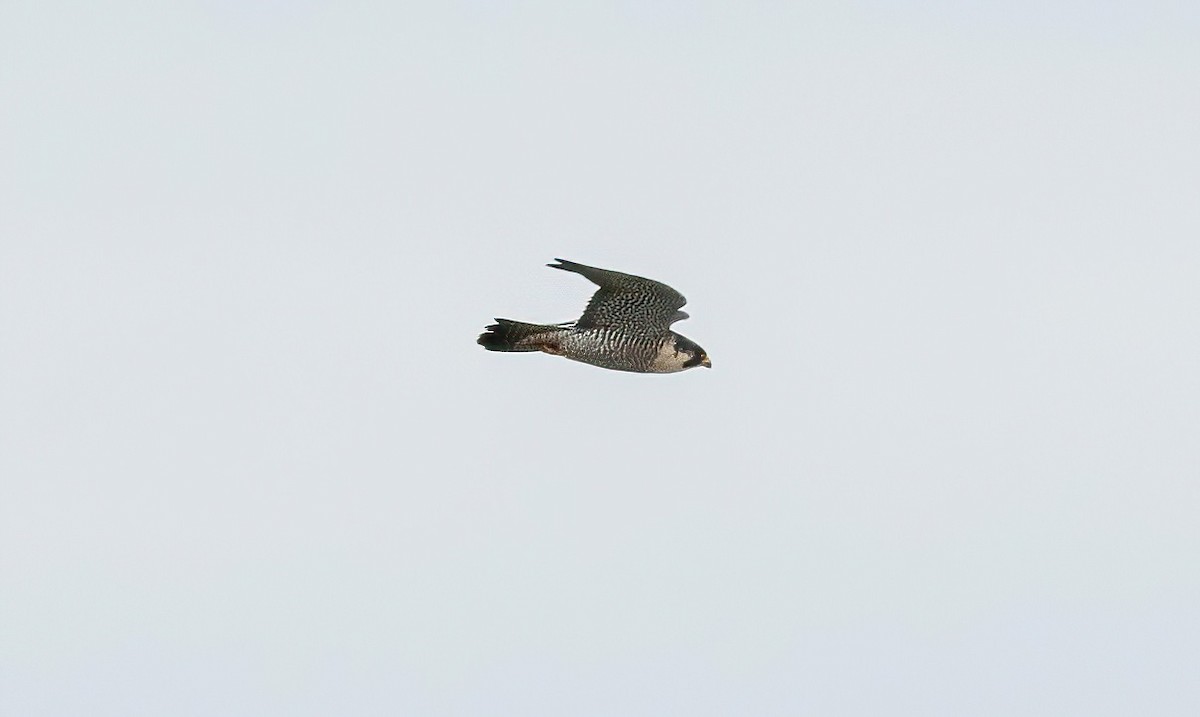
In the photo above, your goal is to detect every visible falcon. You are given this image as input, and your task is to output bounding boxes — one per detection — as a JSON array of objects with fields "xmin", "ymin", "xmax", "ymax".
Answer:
[{"xmin": 477, "ymin": 259, "xmax": 711, "ymax": 373}]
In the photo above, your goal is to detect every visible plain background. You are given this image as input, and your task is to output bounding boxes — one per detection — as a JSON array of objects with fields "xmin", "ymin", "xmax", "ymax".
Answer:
[{"xmin": 3, "ymin": 2, "xmax": 1198, "ymax": 715}]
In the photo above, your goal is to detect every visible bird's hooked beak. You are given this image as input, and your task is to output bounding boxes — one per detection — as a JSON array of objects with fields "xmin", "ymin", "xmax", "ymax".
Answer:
[{"xmin": 701, "ymin": 355, "xmax": 712, "ymax": 368}]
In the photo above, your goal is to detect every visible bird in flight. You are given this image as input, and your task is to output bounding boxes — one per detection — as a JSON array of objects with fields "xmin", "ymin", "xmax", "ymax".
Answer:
[{"xmin": 478, "ymin": 259, "xmax": 711, "ymax": 373}]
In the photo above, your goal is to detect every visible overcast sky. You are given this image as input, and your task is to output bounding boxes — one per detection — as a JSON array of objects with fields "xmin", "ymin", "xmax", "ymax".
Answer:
[{"xmin": 3, "ymin": 2, "xmax": 1198, "ymax": 715}]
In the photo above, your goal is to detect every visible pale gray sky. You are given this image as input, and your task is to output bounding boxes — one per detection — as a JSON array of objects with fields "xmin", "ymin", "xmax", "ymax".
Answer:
[{"xmin": 3, "ymin": 2, "xmax": 1198, "ymax": 715}]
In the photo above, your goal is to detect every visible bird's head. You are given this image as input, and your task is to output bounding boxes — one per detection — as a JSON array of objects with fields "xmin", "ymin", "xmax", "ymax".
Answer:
[{"xmin": 673, "ymin": 334, "xmax": 712, "ymax": 370}]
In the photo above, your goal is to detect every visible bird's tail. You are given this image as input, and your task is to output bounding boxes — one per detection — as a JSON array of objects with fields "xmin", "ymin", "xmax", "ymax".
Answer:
[{"xmin": 477, "ymin": 319, "xmax": 569, "ymax": 353}]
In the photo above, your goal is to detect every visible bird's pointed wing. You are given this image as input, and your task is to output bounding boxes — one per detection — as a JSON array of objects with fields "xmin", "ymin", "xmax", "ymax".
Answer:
[{"xmin": 548, "ymin": 258, "xmax": 687, "ymax": 332}]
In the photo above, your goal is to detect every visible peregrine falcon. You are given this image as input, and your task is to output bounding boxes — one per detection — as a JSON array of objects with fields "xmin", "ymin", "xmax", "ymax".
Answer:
[{"xmin": 478, "ymin": 259, "xmax": 711, "ymax": 373}]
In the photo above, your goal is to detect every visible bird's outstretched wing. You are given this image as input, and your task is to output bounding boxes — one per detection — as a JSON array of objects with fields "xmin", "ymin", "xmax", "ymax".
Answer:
[{"xmin": 548, "ymin": 258, "xmax": 688, "ymax": 332}]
